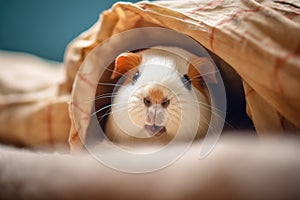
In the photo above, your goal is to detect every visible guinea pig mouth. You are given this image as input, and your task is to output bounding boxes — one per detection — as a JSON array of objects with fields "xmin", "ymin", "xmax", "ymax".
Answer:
[{"xmin": 144, "ymin": 125, "xmax": 166, "ymax": 137}]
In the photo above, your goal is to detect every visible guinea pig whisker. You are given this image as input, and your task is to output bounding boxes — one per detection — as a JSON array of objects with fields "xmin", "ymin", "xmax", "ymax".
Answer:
[
  {"xmin": 198, "ymin": 70, "xmax": 219, "ymax": 78},
  {"xmin": 202, "ymin": 108, "xmax": 234, "ymax": 129},
  {"xmin": 168, "ymin": 113, "xmax": 181, "ymax": 122},
  {"xmin": 94, "ymin": 93, "xmax": 119, "ymax": 100},
  {"xmin": 167, "ymin": 108, "xmax": 181, "ymax": 117},
  {"xmin": 168, "ymin": 114, "xmax": 181, "ymax": 125},
  {"xmin": 176, "ymin": 99, "xmax": 233, "ymax": 129},
  {"xmin": 167, "ymin": 107, "xmax": 181, "ymax": 114},
  {"xmin": 103, "ymin": 66, "xmax": 133, "ymax": 82},
  {"xmin": 91, "ymin": 101, "xmax": 128, "ymax": 116},
  {"xmin": 97, "ymin": 102, "xmax": 137, "ymax": 124},
  {"xmin": 187, "ymin": 71, "xmax": 219, "ymax": 82},
  {"xmin": 186, "ymin": 74, "xmax": 203, "ymax": 82},
  {"xmin": 212, "ymin": 111, "xmax": 234, "ymax": 129},
  {"xmin": 203, "ymin": 115, "xmax": 226, "ymax": 132},
  {"xmin": 94, "ymin": 92, "xmax": 119, "ymax": 99},
  {"xmin": 172, "ymin": 85, "xmax": 196, "ymax": 97},
  {"xmin": 181, "ymin": 79, "xmax": 191, "ymax": 87},
  {"xmin": 181, "ymin": 100, "xmax": 227, "ymax": 119},
  {"xmin": 165, "ymin": 90, "xmax": 176, "ymax": 99},
  {"xmin": 96, "ymin": 101, "xmax": 126, "ymax": 119},
  {"xmin": 189, "ymin": 100, "xmax": 227, "ymax": 115},
  {"xmin": 84, "ymin": 93, "xmax": 119, "ymax": 103},
  {"xmin": 97, "ymin": 109, "xmax": 112, "ymax": 122},
  {"xmin": 175, "ymin": 75, "xmax": 203, "ymax": 93},
  {"xmin": 97, "ymin": 82, "xmax": 124, "ymax": 87},
  {"xmin": 175, "ymin": 71, "xmax": 218, "ymax": 94},
  {"xmin": 97, "ymin": 107, "xmax": 129, "ymax": 122},
  {"xmin": 167, "ymin": 95, "xmax": 178, "ymax": 103},
  {"xmin": 167, "ymin": 110, "xmax": 181, "ymax": 118},
  {"xmin": 185, "ymin": 100, "xmax": 212, "ymax": 108},
  {"xmin": 96, "ymin": 91, "xmax": 119, "ymax": 96},
  {"xmin": 92, "ymin": 104, "xmax": 113, "ymax": 116}
]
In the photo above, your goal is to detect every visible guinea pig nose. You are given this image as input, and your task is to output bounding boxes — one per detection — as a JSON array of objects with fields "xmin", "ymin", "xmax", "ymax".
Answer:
[
  {"xmin": 161, "ymin": 98, "xmax": 170, "ymax": 108},
  {"xmin": 143, "ymin": 97, "xmax": 152, "ymax": 107}
]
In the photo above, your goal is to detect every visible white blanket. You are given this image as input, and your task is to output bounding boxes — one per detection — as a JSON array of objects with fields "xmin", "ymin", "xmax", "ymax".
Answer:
[{"xmin": 1, "ymin": 134, "xmax": 300, "ymax": 200}]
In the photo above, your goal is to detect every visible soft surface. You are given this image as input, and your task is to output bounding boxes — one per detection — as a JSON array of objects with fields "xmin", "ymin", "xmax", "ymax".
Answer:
[{"xmin": 1, "ymin": 135, "xmax": 300, "ymax": 200}]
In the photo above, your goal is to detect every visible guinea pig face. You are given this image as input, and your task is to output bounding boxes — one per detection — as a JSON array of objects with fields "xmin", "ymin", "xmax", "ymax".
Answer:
[
  {"xmin": 105, "ymin": 47, "xmax": 217, "ymax": 144},
  {"xmin": 122, "ymin": 66, "xmax": 183, "ymax": 139}
]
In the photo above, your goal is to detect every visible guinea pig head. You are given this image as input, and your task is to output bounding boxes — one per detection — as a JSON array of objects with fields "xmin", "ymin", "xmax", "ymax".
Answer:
[{"xmin": 105, "ymin": 48, "xmax": 216, "ymax": 144}]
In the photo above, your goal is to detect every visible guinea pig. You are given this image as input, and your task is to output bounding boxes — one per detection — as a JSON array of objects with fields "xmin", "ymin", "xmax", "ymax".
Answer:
[{"xmin": 104, "ymin": 46, "xmax": 217, "ymax": 146}]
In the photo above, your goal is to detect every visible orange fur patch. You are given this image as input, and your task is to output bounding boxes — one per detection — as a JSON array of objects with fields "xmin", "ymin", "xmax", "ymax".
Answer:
[
  {"xmin": 188, "ymin": 63, "xmax": 210, "ymax": 101},
  {"xmin": 149, "ymin": 88, "xmax": 164, "ymax": 104},
  {"xmin": 189, "ymin": 56, "xmax": 217, "ymax": 84},
  {"xmin": 188, "ymin": 63, "xmax": 204, "ymax": 92},
  {"xmin": 111, "ymin": 52, "xmax": 142, "ymax": 79}
]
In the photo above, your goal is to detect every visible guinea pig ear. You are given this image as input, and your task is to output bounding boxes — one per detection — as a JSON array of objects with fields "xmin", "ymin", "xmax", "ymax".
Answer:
[
  {"xmin": 189, "ymin": 56, "xmax": 218, "ymax": 85},
  {"xmin": 111, "ymin": 52, "xmax": 142, "ymax": 79}
]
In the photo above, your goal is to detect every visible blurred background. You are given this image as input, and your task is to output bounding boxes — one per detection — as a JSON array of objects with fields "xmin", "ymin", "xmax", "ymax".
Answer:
[{"xmin": 0, "ymin": 0, "xmax": 141, "ymax": 61}]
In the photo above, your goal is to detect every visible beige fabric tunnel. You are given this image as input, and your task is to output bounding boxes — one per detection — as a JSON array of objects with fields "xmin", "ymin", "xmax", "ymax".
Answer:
[{"xmin": 66, "ymin": 0, "xmax": 300, "ymax": 150}]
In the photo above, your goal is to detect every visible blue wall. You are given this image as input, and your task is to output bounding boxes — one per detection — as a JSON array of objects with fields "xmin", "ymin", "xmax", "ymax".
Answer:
[{"xmin": 0, "ymin": 0, "xmax": 140, "ymax": 61}]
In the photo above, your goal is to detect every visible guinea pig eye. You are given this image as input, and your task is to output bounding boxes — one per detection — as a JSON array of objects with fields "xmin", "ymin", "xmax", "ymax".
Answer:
[
  {"xmin": 182, "ymin": 74, "xmax": 191, "ymax": 90},
  {"xmin": 132, "ymin": 70, "xmax": 140, "ymax": 84}
]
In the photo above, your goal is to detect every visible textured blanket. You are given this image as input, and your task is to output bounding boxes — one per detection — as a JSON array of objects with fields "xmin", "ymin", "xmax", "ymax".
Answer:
[{"xmin": 1, "ymin": 135, "xmax": 300, "ymax": 200}]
